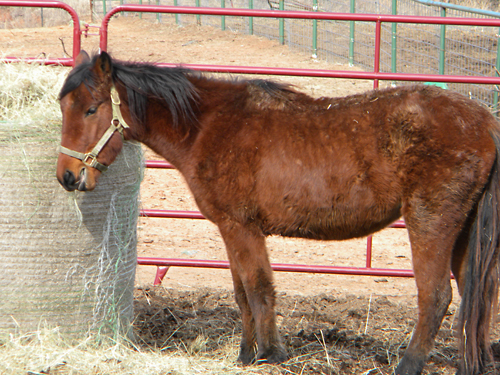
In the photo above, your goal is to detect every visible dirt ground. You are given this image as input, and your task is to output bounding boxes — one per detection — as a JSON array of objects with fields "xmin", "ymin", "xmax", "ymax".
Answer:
[{"xmin": 1, "ymin": 14, "xmax": 499, "ymax": 374}]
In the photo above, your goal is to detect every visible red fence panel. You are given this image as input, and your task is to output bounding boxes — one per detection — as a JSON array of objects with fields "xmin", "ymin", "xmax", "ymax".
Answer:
[
  {"xmin": 0, "ymin": 0, "xmax": 80, "ymax": 66},
  {"xmin": 100, "ymin": 5, "xmax": 494, "ymax": 284},
  {"xmin": 0, "ymin": 3, "xmax": 485, "ymax": 283},
  {"xmin": 100, "ymin": 5, "xmax": 500, "ymax": 88}
]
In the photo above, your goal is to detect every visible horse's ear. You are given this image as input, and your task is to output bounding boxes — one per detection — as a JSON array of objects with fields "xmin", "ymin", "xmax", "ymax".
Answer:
[
  {"xmin": 92, "ymin": 51, "xmax": 113, "ymax": 85},
  {"xmin": 74, "ymin": 50, "xmax": 90, "ymax": 67}
]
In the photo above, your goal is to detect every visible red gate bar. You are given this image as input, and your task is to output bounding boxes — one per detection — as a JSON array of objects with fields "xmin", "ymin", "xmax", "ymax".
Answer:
[
  {"xmin": 139, "ymin": 200, "xmax": 410, "ymax": 284},
  {"xmin": 154, "ymin": 62, "xmax": 500, "ymax": 86},
  {"xmin": 0, "ymin": 0, "xmax": 81, "ymax": 66},
  {"xmin": 141, "ymin": 209, "xmax": 205, "ymax": 220},
  {"xmin": 139, "ymin": 256, "xmax": 452, "ymax": 286},
  {"xmin": 100, "ymin": 5, "xmax": 500, "ymax": 88},
  {"xmin": 140, "ymin": 207, "xmax": 406, "ymax": 227},
  {"xmin": 145, "ymin": 160, "xmax": 175, "ymax": 169},
  {"xmin": 137, "ymin": 257, "xmax": 415, "ymax": 277}
]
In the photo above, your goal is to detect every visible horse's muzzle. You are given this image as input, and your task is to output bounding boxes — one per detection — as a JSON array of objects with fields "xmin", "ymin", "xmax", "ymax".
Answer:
[{"xmin": 59, "ymin": 168, "xmax": 88, "ymax": 192}]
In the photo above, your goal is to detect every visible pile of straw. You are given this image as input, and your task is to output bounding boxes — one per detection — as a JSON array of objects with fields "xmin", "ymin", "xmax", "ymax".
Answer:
[{"xmin": 0, "ymin": 326, "xmax": 246, "ymax": 374}]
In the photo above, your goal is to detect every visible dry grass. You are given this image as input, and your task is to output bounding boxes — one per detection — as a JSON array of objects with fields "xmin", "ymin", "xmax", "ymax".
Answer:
[
  {"xmin": 0, "ymin": 60, "xmax": 67, "ymax": 125},
  {"xmin": 130, "ymin": 288, "xmax": 476, "ymax": 375},
  {"xmin": 0, "ymin": 328, "xmax": 247, "ymax": 375}
]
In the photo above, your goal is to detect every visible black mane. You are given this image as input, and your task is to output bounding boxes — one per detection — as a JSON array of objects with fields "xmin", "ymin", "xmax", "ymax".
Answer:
[
  {"xmin": 59, "ymin": 54, "xmax": 199, "ymax": 127},
  {"xmin": 59, "ymin": 54, "xmax": 297, "ymax": 128}
]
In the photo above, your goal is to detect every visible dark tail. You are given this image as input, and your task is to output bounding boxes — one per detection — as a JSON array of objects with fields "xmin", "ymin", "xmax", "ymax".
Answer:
[{"xmin": 458, "ymin": 129, "xmax": 500, "ymax": 374}]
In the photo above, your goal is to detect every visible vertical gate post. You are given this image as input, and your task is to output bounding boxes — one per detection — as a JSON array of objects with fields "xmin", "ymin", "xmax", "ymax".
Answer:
[
  {"xmin": 195, "ymin": 0, "xmax": 200, "ymax": 25},
  {"xmin": 279, "ymin": 0, "xmax": 284, "ymax": 45},
  {"xmin": 349, "ymin": 0, "xmax": 355, "ymax": 66},
  {"xmin": 373, "ymin": 19, "xmax": 381, "ymax": 88},
  {"xmin": 221, "ymin": 0, "xmax": 225, "ymax": 30},
  {"xmin": 248, "ymin": 0, "xmax": 253, "ymax": 34},
  {"xmin": 439, "ymin": 6, "xmax": 446, "ymax": 76},
  {"xmin": 494, "ymin": 27, "xmax": 500, "ymax": 116},
  {"xmin": 312, "ymin": 0, "xmax": 318, "ymax": 58},
  {"xmin": 391, "ymin": 0, "xmax": 397, "ymax": 76},
  {"xmin": 174, "ymin": 0, "xmax": 179, "ymax": 25}
]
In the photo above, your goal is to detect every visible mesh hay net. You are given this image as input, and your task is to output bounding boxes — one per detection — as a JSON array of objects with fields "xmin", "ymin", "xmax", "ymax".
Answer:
[{"xmin": 0, "ymin": 62, "xmax": 143, "ymax": 342}]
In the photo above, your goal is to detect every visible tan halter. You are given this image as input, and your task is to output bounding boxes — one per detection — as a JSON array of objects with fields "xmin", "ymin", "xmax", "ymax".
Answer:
[{"xmin": 59, "ymin": 85, "xmax": 130, "ymax": 173}]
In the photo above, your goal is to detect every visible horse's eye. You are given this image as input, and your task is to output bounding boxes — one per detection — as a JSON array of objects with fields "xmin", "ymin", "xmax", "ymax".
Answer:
[{"xmin": 86, "ymin": 106, "xmax": 97, "ymax": 117}]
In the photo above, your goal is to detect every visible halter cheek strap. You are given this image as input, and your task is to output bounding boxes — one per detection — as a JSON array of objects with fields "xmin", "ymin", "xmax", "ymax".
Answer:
[{"xmin": 59, "ymin": 85, "xmax": 130, "ymax": 173}]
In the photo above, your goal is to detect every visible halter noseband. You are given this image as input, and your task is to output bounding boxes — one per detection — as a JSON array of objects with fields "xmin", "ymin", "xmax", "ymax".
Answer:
[{"xmin": 59, "ymin": 85, "xmax": 130, "ymax": 173}]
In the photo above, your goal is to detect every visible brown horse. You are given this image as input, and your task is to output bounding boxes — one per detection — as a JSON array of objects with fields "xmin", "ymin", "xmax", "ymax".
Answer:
[{"xmin": 57, "ymin": 51, "xmax": 500, "ymax": 375}]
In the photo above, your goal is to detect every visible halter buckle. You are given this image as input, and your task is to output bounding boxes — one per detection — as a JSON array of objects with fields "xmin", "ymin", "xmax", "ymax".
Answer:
[{"xmin": 83, "ymin": 153, "xmax": 103, "ymax": 170}]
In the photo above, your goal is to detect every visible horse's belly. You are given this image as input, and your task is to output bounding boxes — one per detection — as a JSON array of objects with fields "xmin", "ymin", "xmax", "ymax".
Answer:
[
  {"xmin": 260, "ymin": 202, "xmax": 402, "ymax": 241},
  {"xmin": 253, "ymin": 143, "xmax": 403, "ymax": 240}
]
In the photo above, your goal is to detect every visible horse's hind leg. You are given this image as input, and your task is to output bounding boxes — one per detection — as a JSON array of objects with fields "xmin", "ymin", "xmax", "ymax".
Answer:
[
  {"xmin": 450, "ymin": 222, "xmax": 473, "ymax": 296},
  {"xmin": 395, "ymin": 211, "xmax": 460, "ymax": 375},
  {"xmin": 219, "ymin": 221, "xmax": 288, "ymax": 364}
]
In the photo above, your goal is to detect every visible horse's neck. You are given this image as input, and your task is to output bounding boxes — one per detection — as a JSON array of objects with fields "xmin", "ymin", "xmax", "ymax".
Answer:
[
  {"xmin": 135, "ymin": 77, "xmax": 239, "ymax": 170},
  {"xmin": 134, "ymin": 105, "xmax": 197, "ymax": 171}
]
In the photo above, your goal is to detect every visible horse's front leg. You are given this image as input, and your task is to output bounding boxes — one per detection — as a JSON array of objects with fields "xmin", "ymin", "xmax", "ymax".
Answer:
[
  {"xmin": 219, "ymin": 220, "xmax": 288, "ymax": 364},
  {"xmin": 228, "ymin": 262, "xmax": 257, "ymax": 364}
]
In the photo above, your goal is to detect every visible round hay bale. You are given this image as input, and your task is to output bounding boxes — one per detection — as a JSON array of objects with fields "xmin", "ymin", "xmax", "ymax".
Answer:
[{"xmin": 0, "ymin": 120, "xmax": 143, "ymax": 341}]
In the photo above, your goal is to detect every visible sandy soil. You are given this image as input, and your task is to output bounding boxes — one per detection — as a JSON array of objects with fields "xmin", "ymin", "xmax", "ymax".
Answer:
[{"xmin": 1, "ymin": 14, "xmax": 499, "ymax": 373}]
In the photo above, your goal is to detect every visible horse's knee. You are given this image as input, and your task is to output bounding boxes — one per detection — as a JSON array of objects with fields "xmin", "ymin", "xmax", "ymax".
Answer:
[{"xmin": 250, "ymin": 266, "xmax": 276, "ymax": 307}]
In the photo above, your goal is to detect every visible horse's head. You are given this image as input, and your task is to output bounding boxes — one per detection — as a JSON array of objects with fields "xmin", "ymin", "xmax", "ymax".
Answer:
[{"xmin": 57, "ymin": 51, "xmax": 130, "ymax": 191}]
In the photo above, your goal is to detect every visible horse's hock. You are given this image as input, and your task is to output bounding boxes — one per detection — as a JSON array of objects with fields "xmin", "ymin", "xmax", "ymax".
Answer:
[{"xmin": 0, "ymin": 120, "xmax": 143, "ymax": 340}]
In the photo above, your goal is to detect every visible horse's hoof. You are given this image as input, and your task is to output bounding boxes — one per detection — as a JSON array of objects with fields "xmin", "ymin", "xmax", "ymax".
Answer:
[
  {"xmin": 237, "ymin": 349, "xmax": 256, "ymax": 365},
  {"xmin": 256, "ymin": 347, "xmax": 289, "ymax": 364},
  {"xmin": 394, "ymin": 356, "xmax": 424, "ymax": 375}
]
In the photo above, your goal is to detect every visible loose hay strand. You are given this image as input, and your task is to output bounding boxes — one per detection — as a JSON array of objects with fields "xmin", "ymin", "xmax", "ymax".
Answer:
[{"xmin": 364, "ymin": 293, "xmax": 373, "ymax": 335}]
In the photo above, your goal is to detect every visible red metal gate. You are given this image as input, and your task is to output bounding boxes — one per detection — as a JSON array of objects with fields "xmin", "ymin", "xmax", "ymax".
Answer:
[
  {"xmin": 100, "ymin": 5, "xmax": 500, "ymax": 284},
  {"xmin": 2, "ymin": 0, "xmax": 499, "ymax": 284},
  {"xmin": 0, "ymin": 0, "xmax": 80, "ymax": 66}
]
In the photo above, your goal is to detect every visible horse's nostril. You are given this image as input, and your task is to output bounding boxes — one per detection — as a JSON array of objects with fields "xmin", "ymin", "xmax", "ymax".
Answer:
[
  {"xmin": 77, "ymin": 167, "xmax": 88, "ymax": 191},
  {"xmin": 63, "ymin": 170, "xmax": 76, "ymax": 188}
]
